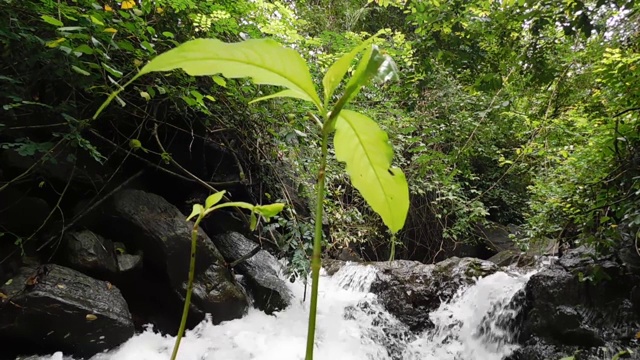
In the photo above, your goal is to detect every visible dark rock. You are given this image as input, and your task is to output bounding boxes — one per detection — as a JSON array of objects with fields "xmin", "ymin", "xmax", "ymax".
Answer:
[
  {"xmin": 0, "ymin": 188, "xmax": 51, "ymax": 236},
  {"xmin": 64, "ymin": 230, "xmax": 118, "ymax": 276},
  {"xmin": 475, "ymin": 222, "xmax": 520, "ymax": 253},
  {"xmin": 323, "ymin": 259, "xmax": 347, "ymax": 276},
  {"xmin": 0, "ymin": 147, "xmax": 110, "ymax": 189},
  {"xmin": 369, "ymin": 257, "xmax": 498, "ymax": 332},
  {"xmin": 214, "ymin": 232, "xmax": 292, "ymax": 313},
  {"xmin": 488, "ymin": 249, "xmax": 521, "ymax": 266},
  {"xmin": 512, "ymin": 246, "xmax": 640, "ymax": 359},
  {"xmin": 101, "ymin": 189, "xmax": 248, "ymax": 332},
  {"xmin": 117, "ymin": 253, "xmax": 142, "ymax": 272},
  {"xmin": 0, "ymin": 264, "xmax": 134, "ymax": 358}
]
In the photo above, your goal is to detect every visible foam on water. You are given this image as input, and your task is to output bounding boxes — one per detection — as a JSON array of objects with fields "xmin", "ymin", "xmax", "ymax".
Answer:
[{"xmin": 34, "ymin": 262, "xmax": 535, "ymax": 360}]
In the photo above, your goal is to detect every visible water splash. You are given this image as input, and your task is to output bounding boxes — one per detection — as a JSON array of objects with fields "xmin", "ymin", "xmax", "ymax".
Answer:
[
  {"xmin": 30, "ymin": 263, "xmax": 535, "ymax": 360},
  {"xmin": 403, "ymin": 270, "xmax": 535, "ymax": 360}
]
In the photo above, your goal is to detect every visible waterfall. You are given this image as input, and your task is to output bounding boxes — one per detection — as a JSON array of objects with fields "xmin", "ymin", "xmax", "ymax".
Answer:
[{"xmin": 32, "ymin": 263, "xmax": 535, "ymax": 360}]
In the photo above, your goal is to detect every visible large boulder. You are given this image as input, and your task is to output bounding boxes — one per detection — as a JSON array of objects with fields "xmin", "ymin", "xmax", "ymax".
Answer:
[
  {"xmin": 508, "ymin": 246, "xmax": 640, "ymax": 359},
  {"xmin": 369, "ymin": 257, "xmax": 499, "ymax": 332},
  {"xmin": 0, "ymin": 264, "xmax": 134, "ymax": 358},
  {"xmin": 213, "ymin": 232, "xmax": 293, "ymax": 313},
  {"xmin": 63, "ymin": 230, "xmax": 119, "ymax": 277},
  {"xmin": 99, "ymin": 189, "xmax": 248, "ymax": 332}
]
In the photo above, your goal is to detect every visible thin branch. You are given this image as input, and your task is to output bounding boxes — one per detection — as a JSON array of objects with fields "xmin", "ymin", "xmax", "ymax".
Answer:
[
  {"xmin": 35, "ymin": 169, "xmax": 146, "ymax": 252},
  {"xmin": 0, "ymin": 139, "xmax": 65, "ymax": 193},
  {"xmin": 228, "ymin": 245, "xmax": 261, "ymax": 268},
  {"xmin": 613, "ymin": 107, "xmax": 640, "ymax": 118},
  {"xmin": 153, "ymin": 123, "xmax": 249, "ymax": 223}
]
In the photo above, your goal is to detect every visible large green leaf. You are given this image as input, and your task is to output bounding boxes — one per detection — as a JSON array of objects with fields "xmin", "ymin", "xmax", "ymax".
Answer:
[
  {"xmin": 137, "ymin": 38, "xmax": 322, "ymax": 109},
  {"xmin": 342, "ymin": 45, "xmax": 399, "ymax": 104},
  {"xmin": 322, "ymin": 37, "xmax": 377, "ymax": 105},
  {"xmin": 333, "ymin": 110, "xmax": 409, "ymax": 233}
]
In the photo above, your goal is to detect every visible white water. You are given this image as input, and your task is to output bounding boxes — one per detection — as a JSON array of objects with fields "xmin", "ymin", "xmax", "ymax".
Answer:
[{"xmin": 35, "ymin": 263, "xmax": 535, "ymax": 360}]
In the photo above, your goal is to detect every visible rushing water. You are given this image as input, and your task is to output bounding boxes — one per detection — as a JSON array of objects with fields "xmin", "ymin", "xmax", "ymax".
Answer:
[{"xmin": 35, "ymin": 262, "xmax": 536, "ymax": 360}]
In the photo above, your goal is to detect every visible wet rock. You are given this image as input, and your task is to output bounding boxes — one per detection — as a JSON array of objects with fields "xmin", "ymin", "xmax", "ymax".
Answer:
[
  {"xmin": 369, "ymin": 257, "xmax": 498, "ymax": 332},
  {"xmin": 323, "ymin": 259, "xmax": 347, "ymax": 276},
  {"xmin": 101, "ymin": 189, "xmax": 248, "ymax": 332},
  {"xmin": 474, "ymin": 222, "xmax": 520, "ymax": 254},
  {"xmin": 0, "ymin": 264, "xmax": 134, "ymax": 358},
  {"xmin": 117, "ymin": 253, "xmax": 142, "ymax": 272},
  {"xmin": 512, "ymin": 246, "xmax": 640, "ymax": 359},
  {"xmin": 64, "ymin": 230, "xmax": 118, "ymax": 276},
  {"xmin": 488, "ymin": 249, "xmax": 521, "ymax": 266},
  {"xmin": 214, "ymin": 232, "xmax": 292, "ymax": 313}
]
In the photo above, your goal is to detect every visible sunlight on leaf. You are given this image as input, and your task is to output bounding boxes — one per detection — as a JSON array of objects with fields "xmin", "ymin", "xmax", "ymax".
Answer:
[
  {"xmin": 322, "ymin": 33, "xmax": 382, "ymax": 105},
  {"xmin": 136, "ymin": 38, "xmax": 321, "ymax": 110},
  {"xmin": 334, "ymin": 110, "xmax": 409, "ymax": 233},
  {"xmin": 343, "ymin": 45, "xmax": 399, "ymax": 104},
  {"xmin": 254, "ymin": 203, "xmax": 285, "ymax": 219}
]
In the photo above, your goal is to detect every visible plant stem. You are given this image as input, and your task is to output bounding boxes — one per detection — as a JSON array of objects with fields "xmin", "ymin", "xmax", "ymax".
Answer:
[
  {"xmin": 305, "ymin": 132, "xmax": 329, "ymax": 360},
  {"xmin": 171, "ymin": 215, "xmax": 202, "ymax": 360}
]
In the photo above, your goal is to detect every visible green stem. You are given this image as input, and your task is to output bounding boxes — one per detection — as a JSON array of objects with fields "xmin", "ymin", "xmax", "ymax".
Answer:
[
  {"xmin": 170, "ymin": 215, "xmax": 202, "ymax": 360},
  {"xmin": 389, "ymin": 233, "xmax": 396, "ymax": 262},
  {"xmin": 305, "ymin": 132, "xmax": 329, "ymax": 360}
]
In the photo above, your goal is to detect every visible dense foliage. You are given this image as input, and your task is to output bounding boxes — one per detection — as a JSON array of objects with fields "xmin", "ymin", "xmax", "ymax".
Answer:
[{"xmin": 1, "ymin": 0, "xmax": 639, "ymax": 275}]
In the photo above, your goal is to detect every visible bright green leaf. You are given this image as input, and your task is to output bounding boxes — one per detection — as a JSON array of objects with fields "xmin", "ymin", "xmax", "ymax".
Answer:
[
  {"xmin": 71, "ymin": 65, "xmax": 90, "ymax": 76},
  {"xmin": 90, "ymin": 15, "xmax": 104, "ymax": 26},
  {"xmin": 186, "ymin": 204, "xmax": 204, "ymax": 221},
  {"xmin": 254, "ymin": 203, "xmax": 285, "ymax": 219},
  {"xmin": 205, "ymin": 191, "xmax": 226, "ymax": 209},
  {"xmin": 343, "ymin": 45, "xmax": 399, "ymax": 104},
  {"xmin": 140, "ymin": 91, "xmax": 151, "ymax": 101},
  {"xmin": 250, "ymin": 211, "xmax": 258, "ymax": 231},
  {"xmin": 208, "ymin": 201, "xmax": 255, "ymax": 213},
  {"xmin": 249, "ymin": 89, "xmax": 314, "ymax": 104},
  {"xmin": 74, "ymin": 44, "xmax": 94, "ymax": 55},
  {"xmin": 212, "ymin": 75, "xmax": 227, "ymax": 87},
  {"xmin": 333, "ymin": 110, "xmax": 409, "ymax": 233},
  {"xmin": 322, "ymin": 35, "xmax": 379, "ymax": 105},
  {"xmin": 42, "ymin": 15, "xmax": 64, "ymax": 27},
  {"xmin": 136, "ymin": 38, "xmax": 322, "ymax": 110}
]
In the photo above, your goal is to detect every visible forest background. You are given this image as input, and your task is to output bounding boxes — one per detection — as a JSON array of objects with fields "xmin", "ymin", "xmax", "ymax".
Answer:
[{"xmin": 1, "ymin": 0, "xmax": 639, "ymax": 278}]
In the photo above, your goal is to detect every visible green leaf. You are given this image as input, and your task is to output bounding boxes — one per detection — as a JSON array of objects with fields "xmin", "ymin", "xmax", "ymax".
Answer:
[
  {"xmin": 333, "ymin": 110, "xmax": 409, "ymax": 233},
  {"xmin": 74, "ymin": 44, "xmax": 94, "ymax": 55},
  {"xmin": 322, "ymin": 37, "xmax": 376, "ymax": 105},
  {"xmin": 136, "ymin": 38, "xmax": 321, "ymax": 110},
  {"xmin": 205, "ymin": 191, "xmax": 226, "ymax": 209},
  {"xmin": 42, "ymin": 15, "xmax": 64, "ymax": 27},
  {"xmin": 212, "ymin": 75, "xmax": 226, "ymax": 87},
  {"xmin": 250, "ymin": 211, "xmax": 258, "ymax": 231},
  {"xmin": 71, "ymin": 65, "xmax": 91, "ymax": 76},
  {"xmin": 249, "ymin": 89, "xmax": 314, "ymax": 104},
  {"xmin": 343, "ymin": 45, "xmax": 399, "ymax": 104},
  {"xmin": 254, "ymin": 203, "xmax": 285, "ymax": 219},
  {"xmin": 208, "ymin": 201, "xmax": 255, "ymax": 213},
  {"xmin": 186, "ymin": 204, "xmax": 204, "ymax": 221}
]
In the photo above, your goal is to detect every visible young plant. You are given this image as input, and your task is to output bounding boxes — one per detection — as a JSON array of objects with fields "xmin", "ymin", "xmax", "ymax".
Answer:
[
  {"xmin": 94, "ymin": 34, "xmax": 409, "ymax": 360},
  {"xmin": 174, "ymin": 190, "xmax": 284, "ymax": 360}
]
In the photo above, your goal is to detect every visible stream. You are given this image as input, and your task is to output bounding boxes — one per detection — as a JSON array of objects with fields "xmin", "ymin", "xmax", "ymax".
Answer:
[{"xmin": 34, "ymin": 263, "xmax": 536, "ymax": 360}]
